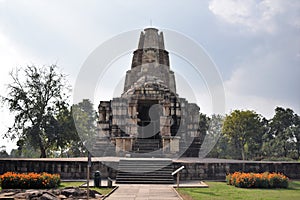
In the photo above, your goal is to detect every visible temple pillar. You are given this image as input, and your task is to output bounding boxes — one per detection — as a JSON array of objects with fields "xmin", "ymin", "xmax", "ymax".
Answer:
[
  {"xmin": 115, "ymin": 137, "xmax": 134, "ymax": 155},
  {"xmin": 162, "ymin": 136, "xmax": 180, "ymax": 153}
]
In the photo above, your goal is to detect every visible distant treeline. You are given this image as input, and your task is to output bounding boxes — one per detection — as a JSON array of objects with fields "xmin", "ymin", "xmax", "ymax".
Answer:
[{"xmin": 202, "ymin": 107, "xmax": 300, "ymax": 161}]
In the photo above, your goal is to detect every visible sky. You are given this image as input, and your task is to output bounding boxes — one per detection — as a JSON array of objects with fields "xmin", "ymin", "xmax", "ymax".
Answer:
[{"xmin": 0, "ymin": 0, "xmax": 299, "ymax": 153}]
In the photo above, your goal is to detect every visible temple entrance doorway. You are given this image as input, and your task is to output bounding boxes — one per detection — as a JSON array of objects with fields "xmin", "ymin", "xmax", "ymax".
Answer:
[
  {"xmin": 137, "ymin": 100, "xmax": 161, "ymax": 139},
  {"xmin": 134, "ymin": 100, "xmax": 162, "ymax": 154}
]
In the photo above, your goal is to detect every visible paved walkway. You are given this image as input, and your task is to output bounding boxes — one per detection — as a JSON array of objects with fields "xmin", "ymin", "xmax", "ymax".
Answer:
[
  {"xmin": 81, "ymin": 179, "xmax": 207, "ymax": 199},
  {"xmin": 106, "ymin": 184, "xmax": 182, "ymax": 200}
]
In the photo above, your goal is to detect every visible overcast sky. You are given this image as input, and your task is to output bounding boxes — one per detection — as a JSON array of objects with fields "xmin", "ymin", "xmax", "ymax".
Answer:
[{"xmin": 0, "ymin": 0, "xmax": 299, "ymax": 153}]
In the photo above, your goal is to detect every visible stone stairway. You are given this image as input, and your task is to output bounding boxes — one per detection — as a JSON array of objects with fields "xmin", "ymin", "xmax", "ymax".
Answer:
[
  {"xmin": 132, "ymin": 139, "xmax": 161, "ymax": 153},
  {"xmin": 116, "ymin": 158, "xmax": 174, "ymax": 184},
  {"xmin": 131, "ymin": 139, "xmax": 164, "ymax": 157},
  {"xmin": 91, "ymin": 137, "xmax": 116, "ymax": 157}
]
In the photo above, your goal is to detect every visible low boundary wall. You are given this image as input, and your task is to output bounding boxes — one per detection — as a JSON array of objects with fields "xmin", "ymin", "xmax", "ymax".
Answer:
[
  {"xmin": 1, "ymin": 158, "xmax": 299, "ymax": 180},
  {"xmin": 173, "ymin": 158, "xmax": 300, "ymax": 180},
  {"xmin": 0, "ymin": 158, "xmax": 118, "ymax": 180}
]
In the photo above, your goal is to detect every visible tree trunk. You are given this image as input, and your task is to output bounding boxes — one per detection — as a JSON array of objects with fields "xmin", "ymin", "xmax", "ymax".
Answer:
[
  {"xmin": 40, "ymin": 145, "xmax": 46, "ymax": 158},
  {"xmin": 283, "ymin": 143, "xmax": 287, "ymax": 157},
  {"xmin": 241, "ymin": 147, "xmax": 245, "ymax": 160}
]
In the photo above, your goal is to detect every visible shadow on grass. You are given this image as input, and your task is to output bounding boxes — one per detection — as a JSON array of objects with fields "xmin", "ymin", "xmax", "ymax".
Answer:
[
  {"xmin": 285, "ymin": 181, "xmax": 300, "ymax": 190},
  {"xmin": 196, "ymin": 191, "xmax": 219, "ymax": 196}
]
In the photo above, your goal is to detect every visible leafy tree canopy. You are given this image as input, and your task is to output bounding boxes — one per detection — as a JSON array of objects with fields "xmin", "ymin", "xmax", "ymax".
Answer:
[
  {"xmin": 1, "ymin": 65, "xmax": 70, "ymax": 158},
  {"xmin": 222, "ymin": 110, "xmax": 264, "ymax": 160}
]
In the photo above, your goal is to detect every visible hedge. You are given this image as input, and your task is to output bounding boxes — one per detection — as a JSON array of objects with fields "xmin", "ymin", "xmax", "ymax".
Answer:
[
  {"xmin": 0, "ymin": 172, "xmax": 60, "ymax": 189},
  {"xmin": 226, "ymin": 172, "xmax": 288, "ymax": 188}
]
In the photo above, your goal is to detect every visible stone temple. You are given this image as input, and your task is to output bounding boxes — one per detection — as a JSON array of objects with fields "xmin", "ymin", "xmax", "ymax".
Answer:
[{"xmin": 93, "ymin": 28, "xmax": 204, "ymax": 157}]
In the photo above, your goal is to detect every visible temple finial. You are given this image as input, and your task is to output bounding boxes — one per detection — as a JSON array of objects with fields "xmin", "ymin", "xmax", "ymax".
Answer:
[
  {"xmin": 132, "ymin": 28, "xmax": 168, "ymax": 69},
  {"xmin": 137, "ymin": 28, "xmax": 164, "ymax": 50}
]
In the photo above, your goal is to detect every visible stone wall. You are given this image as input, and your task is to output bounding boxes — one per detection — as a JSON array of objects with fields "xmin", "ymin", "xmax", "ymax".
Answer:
[
  {"xmin": 173, "ymin": 159, "xmax": 300, "ymax": 181},
  {"xmin": 1, "ymin": 158, "xmax": 299, "ymax": 181},
  {"xmin": 0, "ymin": 158, "xmax": 118, "ymax": 179}
]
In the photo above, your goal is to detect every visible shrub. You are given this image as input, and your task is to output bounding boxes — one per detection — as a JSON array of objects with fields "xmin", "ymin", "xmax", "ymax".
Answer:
[
  {"xmin": 0, "ymin": 172, "xmax": 60, "ymax": 189},
  {"xmin": 226, "ymin": 172, "xmax": 288, "ymax": 188}
]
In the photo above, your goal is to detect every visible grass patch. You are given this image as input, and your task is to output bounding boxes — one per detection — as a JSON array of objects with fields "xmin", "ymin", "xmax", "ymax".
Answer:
[
  {"xmin": 59, "ymin": 181, "xmax": 84, "ymax": 188},
  {"xmin": 177, "ymin": 181, "xmax": 300, "ymax": 200},
  {"xmin": 59, "ymin": 181, "xmax": 113, "ymax": 195},
  {"xmin": 92, "ymin": 187, "xmax": 113, "ymax": 195}
]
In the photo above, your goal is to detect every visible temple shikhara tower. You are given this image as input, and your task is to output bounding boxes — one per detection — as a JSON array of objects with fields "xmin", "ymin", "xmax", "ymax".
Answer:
[{"xmin": 93, "ymin": 28, "xmax": 204, "ymax": 157}]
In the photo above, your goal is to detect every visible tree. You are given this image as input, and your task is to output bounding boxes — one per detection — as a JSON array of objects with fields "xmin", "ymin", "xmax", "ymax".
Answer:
[
  {"xmin": 1, "ymin": 65, "xmax": 69, "ymax": 158},
  {"xmin": 245, "ymin": 116, "xmax": 268, "ymax": 160},
  {"xmin": 267, "ymin": 107, "xmax": 299, "ymax": 158},
  {"xmin": 44, "ymin": 106, "xmax": 77, "ymax": 157},
  {"xmin": 222, "ymin": 110, "xmax": 264, "ymax": 160},
  {"xmin": 294, "ymin": 114, "xmax": 300, "ymax": 159},
  {"xmin": 0, "ymin": 146, "xmax": 9, "ymax": 158},
  {"xmin": 197, "ymin": 113, "xmax": 211, "ymax": 158},
  {"xmin": 10, "ymin": 140, "xmax": 41, "ymax": 158},
  {"xmin": 70, "ymin": 99, "xmax": 98, "ymax": 156},
  {"xmin": 199, "ymin": 113, "xmax": 211, "ymax": 134},
  {"xmin": 204, "ymin": 114, "xmax": 227, "ymax": 158}
]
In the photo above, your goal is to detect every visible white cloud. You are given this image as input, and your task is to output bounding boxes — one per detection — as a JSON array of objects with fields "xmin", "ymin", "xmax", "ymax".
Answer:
[
  {"xmin": 0, "ymin": 31, "xmax": 29, "ymax": 153},
  {"xmin": 224, "ymin": 48, "xmax": 300, "ymax": 117},
  {"xmin": 208, "ymin": 0, "xmax": 300, "ymax": 116},
  {"xmin": 224, "ymin": 90, "xmax": 288, "ymax": 119},
  {"xmin": 209, "ymin": 0, "xmax": 300, "ymax": 33},
  {"xmin": 0, "ymin": 31, "xmax": 39, "ymax": 92}
]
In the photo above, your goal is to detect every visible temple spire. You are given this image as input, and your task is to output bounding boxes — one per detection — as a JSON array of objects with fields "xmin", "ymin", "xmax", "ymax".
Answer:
[
  {"xmin": 131, "ymin": 28, "xmax": 169, "ymax": 69},
  {"xmin": 138, "ymin": 28, "xmax": 165, "ymax": 50}
]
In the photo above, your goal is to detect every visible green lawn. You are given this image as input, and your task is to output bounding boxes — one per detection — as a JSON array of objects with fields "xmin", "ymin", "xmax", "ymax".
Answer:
[
  {"xmin": 59, "ymin": 181, "xmax": 113, "ymax": 196},
  {"xmin": 59, "ymin": 181, "xmax": 85, "ymax": 188},
  {"xmin": 177, "ymin": 181, "xmax": 300, "ymax": 200}
]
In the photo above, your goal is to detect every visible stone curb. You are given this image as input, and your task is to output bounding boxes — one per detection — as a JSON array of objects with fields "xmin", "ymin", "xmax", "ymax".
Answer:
[
  {"xmin": 172, "ymin": 187, "xmax": 184, "ymax": 200},
  {"xmin": 103, "ymin": 186, "xmax": 119, "ymax": 199}
]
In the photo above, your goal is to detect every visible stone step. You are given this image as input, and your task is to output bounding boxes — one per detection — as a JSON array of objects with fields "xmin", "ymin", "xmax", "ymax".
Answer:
[
  {"xmin": 118, "ymin": 164, "xmax": 171, "ymax": 167},
  {"xmin": 118, "ymin": 163, "xmax": 171, "ymax": 166},
  {"xmin": 133, "ymin": 139, "xmax": 161, "ymax": 144},
  {"xmin": 119, "ymin": 170, "xmax": 172, "ymax": 176},
  {"xmin": 118, "ymin": 159, "xmax": 170, "ymax": 161},
  {"xmin": 116, "ymin": 178, "xmax": 174, "ymax": 181},
  {"xmin": 118, "ymin": 166, "xmax": 171, "ymax": 169},
  {"xmin": 117, "ymin": 169, "xmax": 172, "ymax": 173},
  {"xmin": 133, "ymin": 144, "xmax": 160, "ymax": 147},
  {"xmin": 132, "ymin": 139, "xmax": 162, "ymax": 154},
  {"xmin": 117, "ymin": 175, "xmax": 173, "ymax": 179},
  {"xmin": 129, "ymin": 153, "xmax": 165, "ymax": 158},
  {"xmin": 118, "ymin": 164, "xmax": 172, "ymax": 167},
  {"xmin": 90, "ymin": 136, "xmax": 117, "ymax": 156},
  {"xmin": 135, "ymin": 138, "xmax": 160, "ymax": 144},
  {"xmin": 132, "ymin": 148, "xmax": 161, "ymax": 151},
  {"xmin": 133, "ymin": 144, "xmax": 160, "ymax": 148},
  {"xmin": 116, "ymin": 159, "xmax": 174, "ymax": 184},
  {"xmin": 114, "ymin": 180, "xmax": 174, "ymax": 184}
]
